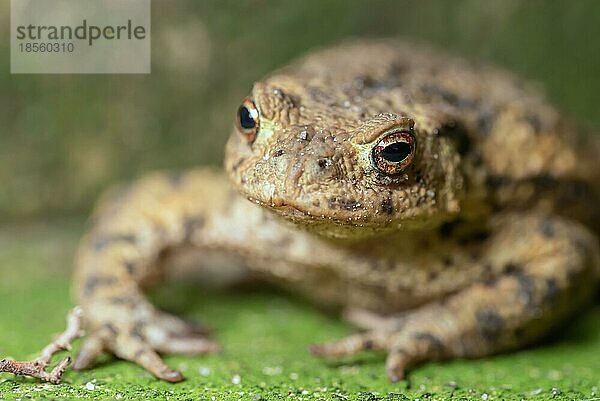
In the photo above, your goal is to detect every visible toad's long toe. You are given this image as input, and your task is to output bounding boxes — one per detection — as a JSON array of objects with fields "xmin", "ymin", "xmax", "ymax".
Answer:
[
  {"xmin": 309, "ymin": 331, "xmax": 388, "ymax": 358},
  {"xmin": 73, "ymin": 334, "xmax": 104, "ymax": 371},
  {"xmin": 112, "ymin": 333, "xmax": 184, "ymax": 382}
]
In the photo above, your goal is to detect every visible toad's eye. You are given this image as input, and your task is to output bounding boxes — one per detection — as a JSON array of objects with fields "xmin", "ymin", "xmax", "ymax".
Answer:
[
  {"xmin": 236, "ymin": 97, "xmax": 260, "ymax": 143},
  {"xmin": 371, "ymin": 130, "xmax": 416, "ymax": 175}
]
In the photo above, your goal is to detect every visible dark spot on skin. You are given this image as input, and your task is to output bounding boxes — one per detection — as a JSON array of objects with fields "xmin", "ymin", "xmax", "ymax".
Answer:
[
  {"xmin": 438, "ymin": 219, "xmax": 463, "ymax": 239},
  {"xmin": 476, "ymin": 108, "xmax": 495, "ymax": 136},
  {"xmin": 442, "ymin": 256, "xmax": 453, "ymax": 267},
  {"xmin": 482, "ymin": 276, "xmax": 498, "ymax": 287},
  {"xmin": 133, "ymin": 349, "xmax": 146, "ymax": 360},
  {"xmin": 382, "ymin": 98, "xmax": 394, "ymax": 108},
  {"xmin": 476, "ymin": 308, "xmax": 505, "ymax": 342},
  {"xmin": 355, "ymin": 75, "xmax": 375, "ymax": 90},
  {"xmin": 524, "ymin": 114, "xmax": 542, "ymax": 132},
  {"xmin": 125, "ymin": 261, "xmax": 136, "ymax": 275},
  {"xmin": 458, "ymin": 230, "xmax": 490, "ymax": 245},
  {"xmin": 438, "ymin": 224, "xmax": 453, "ymax": 239},
  {"xmin": 503, "ymin": 262, "xmax": 523, "ymax": 275},
  {"xmin": 328, "ymin": 197, "xmax": 362, "ymax": 211},
  {"xmin": 485, "ymin": 175, "xmax": 509, "ymax": 189},
  {"xmin": 413, "ymin": 332, "xmax": 444, "ymax": 349},
  {"xmin": 421, "ymin": 85, "xmax": 480, "ymax": 109},
  {"xmin": 103, "ymin": 323, "xmax": 118, "ymax": 336},
  {"xmin": 184, "ymin": 215, "xmax": 206, "ymax": 240},
  {"xmin": 363, "ymin": 339, "xmax": 374, "ymax": 350},
  {"xmin": 566, "ymin": 268, "xmax": 581, "ymax": 287},
  {"xmin": 538, "ymin": 219, "xmax": 555, "ymax": 238},
  {"xmin": 486, "ymin": 174, "xmax": 598, "ymax": 214},
  {"xmin": 272, "ymin": 87, "xmax": 300, "ymax": 108},
  {"xmin": 505, "ymin": 263, "xmax": 536, "ymax": 307},
  {"xmin": 130, "ymin": 322, "xmax": 145, "ymax": 339},
  {"xmin": 308, "ymin": 86, "xmax": 337, "ymax": 107},
  {"xmin": 416, "ymin": 195, "xmax": 429, "ymax": 207},
  {"xmin": 573, "ymin": 238, "xmax": 590, "ymax": 254},
  {"xmin": 532, "ymin": 174, "xmax": 556, "ymax": 190},
  {"xmin": 440, "ymin": 219, "xmax": 489, "ymax": 246},
  {"xmin": 381, "ymin": 197, "xmax": 394, "ymax": 215},
  {"xmin": 413, "ymin": 332, "xmax": 444, "ymax": 358},
  {"xmin": 356, "ymin": 74, "xmax": 403, "ymax": 92},
  {"xmin": 544, "ymin": 278, "xmax": 559, "ymax": 303},
  {"xmin": 388, "ymin": 348, "xmax": 409, "ymax": 359},
  {"xmin": 83, "ymin": 276, "xmax": 118, "ymax": 297},
  {"xmin": 388, "ymin": 62, "xmax": 408, "ymax": 77},
  {"xmin": 513, "ymin": 327, "xmax": 526, "ymax": 339},
  {"xmin": 168, "ymin": 172, "xmax": 185, "ymax": 187},
  {"xmin": 470, "ymin": 230, "xmax": 491, "ymax": 243},
  {"xmin": 92, "ymin": 233, "xmax": 136, "ymax": 252},
  {"xmin": 275, "ymin": 235, "xmax": 292, "ymax": 248},
  {"xmin": 436, "ymin": 121, "xmax": 473, "ymax": 156},
  {"xmin": 481, "ymin": 265, "xmax": 498, "ymax": 287},
  {"xmin": 231, "ymin": 157, "xmax": 246, "ymax": 172},
  {"xmin": 523, "ymin": 176, "xmax": 594, "ymax": 215},
  {"xmin": 555, "ymin": 179, "xmax": 592, "ymax": 205},
  {"xmin": 469, "ymin": 251, "xmax": 481, "ymax": 262},
  {"xmin": 429, "ymin": 271, "xmax": 439, "ymax": 280},
  {"xmin": 471, "ymin": 151, "xmax": 484, "ymax": 167},
  {"xmin": 437, "ymin": 297, "xmax": 449, "ymax": 307},
  {"xmin": 272, "ymin": 149, "xmax": 285, "ymax": 158},
  {"xmin": 108, "ymin": 296, "xmax": 137, "ymax": 307}
]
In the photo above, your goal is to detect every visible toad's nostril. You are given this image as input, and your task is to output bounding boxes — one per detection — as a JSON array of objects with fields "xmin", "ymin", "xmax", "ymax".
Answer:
[
  {"xmin": 303, "ymin": 157, "xmax": 337, "ymax": 182},
  {"xmin": 317, "ymin": 158, "xmax": 331, "ymax": 170}
]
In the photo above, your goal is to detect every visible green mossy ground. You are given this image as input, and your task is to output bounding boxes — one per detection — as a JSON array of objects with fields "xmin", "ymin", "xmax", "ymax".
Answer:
[{"xmin": 0, "ymin": 220, "xmax": 598, "ymax": 400}]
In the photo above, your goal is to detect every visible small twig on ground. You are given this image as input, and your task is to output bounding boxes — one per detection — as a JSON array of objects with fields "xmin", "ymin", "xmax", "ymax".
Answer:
[{"xmin": 0, "ymin": 306, "xmax": 84, "ymax": 384}]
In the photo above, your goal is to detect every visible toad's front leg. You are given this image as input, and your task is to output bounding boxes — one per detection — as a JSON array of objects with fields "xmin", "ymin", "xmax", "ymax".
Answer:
[
  {"xmin": 72, "ymin": 169, "xmax": 257, "ymax": 381},
  {"xmin": 311, "ymin": 213, "xmax": 599, "ymax": 381}
]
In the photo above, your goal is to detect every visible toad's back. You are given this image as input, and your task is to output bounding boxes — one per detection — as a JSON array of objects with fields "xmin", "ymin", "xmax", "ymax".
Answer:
[{"xmin": 257, "ymin": 40, "xmax": 600, "ymax": 229}]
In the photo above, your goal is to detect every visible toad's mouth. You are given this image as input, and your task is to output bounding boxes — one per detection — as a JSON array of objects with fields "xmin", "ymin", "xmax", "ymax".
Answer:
[
  {"xmin": 244, "ymin": 191, "xmax": 440, "ymax": 240},
  {"xmin": 246, "ymin": 195, "xmax": 390, "ymax": 239},
  {"xmin": 244, "ymin": 184, "xmax": 422, "ymax": 228},
  {"xmin": 247, "ymin": 194, "xmax": 373, "ymax": 222}
]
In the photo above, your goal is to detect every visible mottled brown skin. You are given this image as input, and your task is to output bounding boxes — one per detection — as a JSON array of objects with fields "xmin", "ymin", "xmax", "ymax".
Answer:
[{"xmin": 72, "ymin": 40, "xmax": 600, "ymax": 382}]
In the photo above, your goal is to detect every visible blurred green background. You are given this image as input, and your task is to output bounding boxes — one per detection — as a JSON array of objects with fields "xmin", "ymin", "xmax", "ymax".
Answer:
[{"xmin": 1, "ymin": 0, "xmax": 599, "ymax": 221}]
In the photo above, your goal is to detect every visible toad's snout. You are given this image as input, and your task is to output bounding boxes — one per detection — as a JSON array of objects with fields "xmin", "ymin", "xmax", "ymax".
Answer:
[{"xmin": 269, "ymin": 126, "xmax": 349, "ymax": 196}]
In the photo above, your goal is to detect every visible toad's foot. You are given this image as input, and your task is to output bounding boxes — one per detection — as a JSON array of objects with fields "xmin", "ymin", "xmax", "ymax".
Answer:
[
  {"xmin": 74, "ymin": 299, "xmax": 219, "ymax": 382},
  {"xmin": 310, "ymin": 306, "xmax": 462, "ymax": 382},
  {"xmin": 311, "ymin": 213, "xmax": 599, "ymax": 382}
]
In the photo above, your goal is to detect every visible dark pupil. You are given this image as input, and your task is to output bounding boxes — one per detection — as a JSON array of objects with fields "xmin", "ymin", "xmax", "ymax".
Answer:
[
  {"xmin": 380, "ymin": 142, "xmax": 412, "ymax": 162},
  {"xmin": 238, "ymin": 106, "xmax": 256, "ymax": 130}
]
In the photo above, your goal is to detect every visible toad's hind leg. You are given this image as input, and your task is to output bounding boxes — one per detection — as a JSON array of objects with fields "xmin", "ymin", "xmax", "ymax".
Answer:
[{"xmin": 311, "ymin": 213, "xmax": 599, "ymax": 382}]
